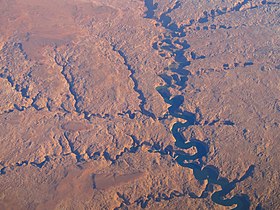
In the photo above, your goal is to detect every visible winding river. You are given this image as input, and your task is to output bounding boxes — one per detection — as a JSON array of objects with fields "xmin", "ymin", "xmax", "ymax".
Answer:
[{"xmin": 145, "ymin": 0, "xmax": 254, "ymax": 209}]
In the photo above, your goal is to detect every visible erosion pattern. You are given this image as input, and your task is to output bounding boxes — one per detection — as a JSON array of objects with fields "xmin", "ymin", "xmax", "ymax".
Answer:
[{"xmin": 0, "ymin": 0, "xmax": 279, "ymax": 209}]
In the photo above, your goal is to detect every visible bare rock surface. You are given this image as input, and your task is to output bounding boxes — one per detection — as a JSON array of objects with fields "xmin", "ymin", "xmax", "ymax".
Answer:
[{"xmin": 0, "ymin": 0, "xmax": 279, "ymax": 209}]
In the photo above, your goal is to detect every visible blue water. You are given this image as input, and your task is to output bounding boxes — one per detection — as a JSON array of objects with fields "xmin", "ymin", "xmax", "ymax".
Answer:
[{"xmin": 145, "ymin": 1, "xmax": 254, "ymax": 209}]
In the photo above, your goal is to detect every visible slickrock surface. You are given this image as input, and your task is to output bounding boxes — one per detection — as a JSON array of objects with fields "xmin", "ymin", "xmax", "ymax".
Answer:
[{"xmin": 0, "ymin": 0, "xmax": 279, "ymax": 209}]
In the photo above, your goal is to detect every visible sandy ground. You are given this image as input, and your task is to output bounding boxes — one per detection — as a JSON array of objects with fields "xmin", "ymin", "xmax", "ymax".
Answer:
[{"xmin": 0, "ymin": 0, "xmax": 279, "ymax": 209}]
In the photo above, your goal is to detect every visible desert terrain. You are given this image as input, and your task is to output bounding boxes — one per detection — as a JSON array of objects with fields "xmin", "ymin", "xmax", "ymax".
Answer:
[{"xmin": 0, "ymin": 0, "xmax": 279, "ymax": 209}]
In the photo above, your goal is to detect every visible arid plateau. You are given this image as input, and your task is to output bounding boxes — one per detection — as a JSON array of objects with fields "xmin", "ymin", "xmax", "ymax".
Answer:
[{"xmin": 0, "ymin": 0, "xmax": 279, "ymax": 209}]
